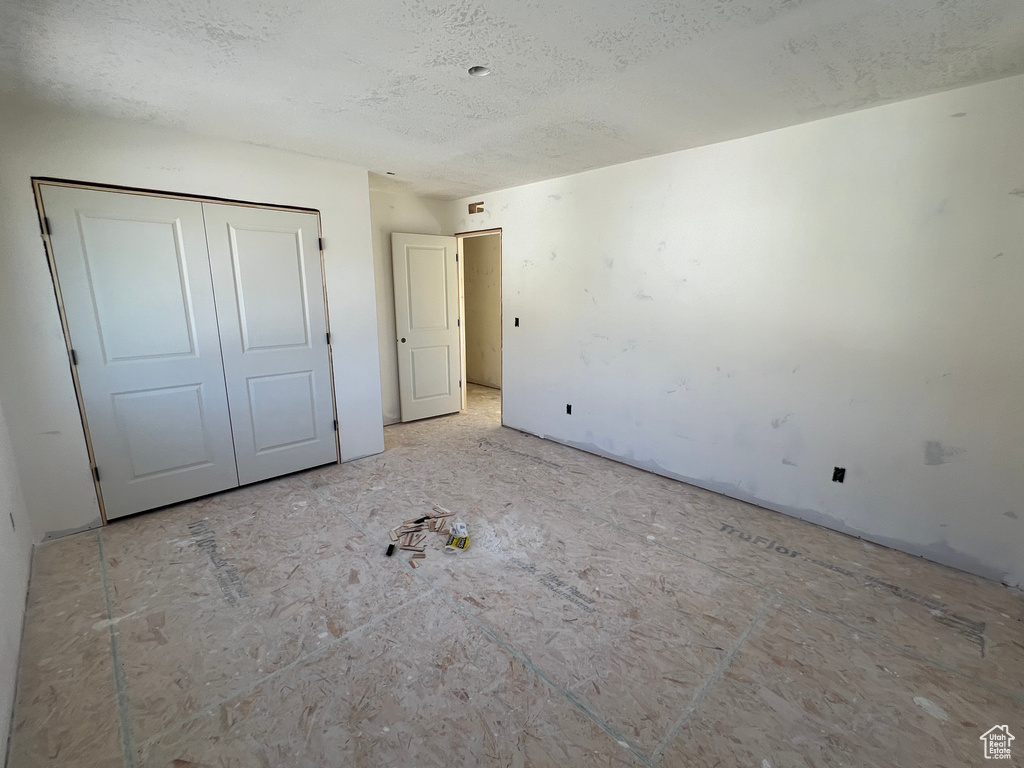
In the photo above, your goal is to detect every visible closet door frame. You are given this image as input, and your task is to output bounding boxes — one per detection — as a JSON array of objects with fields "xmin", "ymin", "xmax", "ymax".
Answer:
[{"xmin": 32, "ymin": 177, "xmax": 341, "ymax": 524}]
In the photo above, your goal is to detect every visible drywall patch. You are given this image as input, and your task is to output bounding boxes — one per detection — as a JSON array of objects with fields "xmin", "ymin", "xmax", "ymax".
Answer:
[
  {"xmin": 43, "ymin": 517, "xmax": 102, "ymax": 540},
  {"xmin": 924, "ymin": 440, "xmax": 966, "ymax": 466}
]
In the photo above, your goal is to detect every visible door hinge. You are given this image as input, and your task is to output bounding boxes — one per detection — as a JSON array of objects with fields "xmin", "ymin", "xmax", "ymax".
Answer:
[
  {"xmin": 92, "ymin": 466, "xmax": 100, "ymax": 483},
  {"xmin": 325, "ymin": 331, "xmax": 331, "ymax": 344},
  {"xmin": 70, "ymin": 349, "xmax": 78, "ymax": 366},
  {"xmin": 319, "ymin": 237, "xmax": 324, "ymax": 251},
  {"xmin": 457, "ymin": 318, "xmax": 460, "ymax": 327},
  {"xmin": 459, "ymin": 380, "xmax": 462, "ymax": 389},
  {"xmin": 43, "ymin": 216, "xmax": 51, "ymax": 236},
  {"xmin": 333, "ymin": 419, "xmax": 339, "ymax": 431},
  {"xmin": 455, "ymin": 252, "xmax": 459, "ymax": 262}
]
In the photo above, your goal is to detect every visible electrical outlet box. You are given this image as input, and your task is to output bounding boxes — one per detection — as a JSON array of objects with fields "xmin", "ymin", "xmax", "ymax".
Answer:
[{"xmin": 832, "ymin": 467, "xmax": 846, "ymax": 483}]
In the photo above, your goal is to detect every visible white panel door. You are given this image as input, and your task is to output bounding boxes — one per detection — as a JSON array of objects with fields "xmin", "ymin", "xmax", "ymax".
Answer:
[
  {"xmin": 391, "ymin": 233, "xmax": 462, "ymax": 422},
  {"xmin": 203, "ymin": 204, "xmax": 338, "ymax": 485},
  {"xmin": 40, "ymin": 185, "xmax": 239, "ymax": 519}
]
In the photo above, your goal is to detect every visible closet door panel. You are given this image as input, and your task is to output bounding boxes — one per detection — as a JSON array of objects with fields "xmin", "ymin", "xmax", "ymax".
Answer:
[
  {"xmin": 203, "ymin": 204, "xmax": 338, "ymax": 484},
  {"xmin": 40, "ymin": 185, "xmax": 240, "ymax": 519}
]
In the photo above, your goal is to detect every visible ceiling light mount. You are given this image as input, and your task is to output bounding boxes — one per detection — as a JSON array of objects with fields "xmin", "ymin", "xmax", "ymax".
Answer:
[{"xmin": 468, "ymin": 65, "xmax": 491, "ymax": 77}]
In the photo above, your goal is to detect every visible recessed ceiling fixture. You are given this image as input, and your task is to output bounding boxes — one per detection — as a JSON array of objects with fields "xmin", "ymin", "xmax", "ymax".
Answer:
[{"xmin": 468, "ymin": 66, "xmax": 491, "ymax": 77}]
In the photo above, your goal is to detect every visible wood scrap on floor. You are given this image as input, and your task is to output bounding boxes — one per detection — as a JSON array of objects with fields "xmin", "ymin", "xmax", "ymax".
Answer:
[{"xmin": 386, "ymin": 503, "xmax": 461, "ymax": 567}]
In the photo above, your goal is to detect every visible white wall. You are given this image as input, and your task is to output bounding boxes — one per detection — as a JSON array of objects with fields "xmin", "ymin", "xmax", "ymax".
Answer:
[
  {"xmin": 448, "ymin": 74, "xmax": 1024, "ymax": 587},
  {"xmin": 369, "ymin": 188, "xmax": 451, "ymax": 424},
  {"xmin": 0, "ymin": 397, "xmax": 34, "ymax": 757},
  {"xmin": 464, "ymin": 234, "xmax": 502, "ymax": 389},
  {"xmin": 0, "ymin": 97, "xmax": 384, "ymax": 540}
]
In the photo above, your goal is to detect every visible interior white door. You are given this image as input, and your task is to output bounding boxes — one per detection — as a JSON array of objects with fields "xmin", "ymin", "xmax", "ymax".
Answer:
[
  {"xmin": 40, "ymin": 185, "xmax": 239, "ymax": 519},
  {"xmin": 391, "ymin": 233, "xmax": 462, "ymax": 422},
  {"xmin": 203, "ymin": 204, "xmax": 338, "ymax": 484}
]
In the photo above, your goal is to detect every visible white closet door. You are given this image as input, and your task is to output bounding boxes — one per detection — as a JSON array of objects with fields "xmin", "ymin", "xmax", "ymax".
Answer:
[
  {"xmin": 40, "ymin": 185, "xmax": 239, "ymax": 519},
  {"xmin": 203, "ymin": 204, "xmax": 338, "ymax": 485}
]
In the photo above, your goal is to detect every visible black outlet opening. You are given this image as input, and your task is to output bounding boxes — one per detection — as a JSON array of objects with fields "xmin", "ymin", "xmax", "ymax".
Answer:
[
  {"xmin": 514, "ymin": 317, "xmax": 520, "ymax": 327},
  {"xmin": 832, "ymin": 467, "xmax": 846, "ymax": 483},
  {"xmin": 566, "ymin": 404, "xmax": 572, "ymax": 415}
]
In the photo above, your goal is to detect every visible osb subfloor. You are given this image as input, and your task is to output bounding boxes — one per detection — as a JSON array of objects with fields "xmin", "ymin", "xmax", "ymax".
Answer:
[{"xmin": 7, "ymin": 385, "xmax": 1023, "ymax": 768}]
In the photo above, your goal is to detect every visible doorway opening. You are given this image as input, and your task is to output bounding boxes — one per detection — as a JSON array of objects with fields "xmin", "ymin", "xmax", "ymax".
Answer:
[{"xmin": 456, "ymin": 229, "xmax": 502, "ymax": 423}]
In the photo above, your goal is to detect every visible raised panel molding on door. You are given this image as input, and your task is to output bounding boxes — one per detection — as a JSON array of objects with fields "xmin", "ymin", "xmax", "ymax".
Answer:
[
  {"xmin": 203, "ymin": 204, "xmax": 338, "ymax": 485},
  {"xmin": 391, "ymin": 233, "xmax": 462, "ymax": 422},
  {"xmin": 40, "ymin": 185, "xmax": 240, "ymax": 519}
]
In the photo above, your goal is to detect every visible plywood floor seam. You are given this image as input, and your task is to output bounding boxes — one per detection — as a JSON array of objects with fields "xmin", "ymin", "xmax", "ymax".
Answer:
[
  {"xmin": 95, "ymin": 530, "xmax": 137, "ymax": 768},
  {"xmin": 8, "ymin": 384, "xmax": 1023, "ymax": 767},
  {"xmin": 130, "ymin": 589, "xmax": 438, "ymax": 756},
  {"xmin": 651, "ymin": 597, "xmax": 777, "ymax": 765},
  {"xmin": 299, "ymin": 474, "xmax": 660, "ymax": 764},
  {"xmin": 565, "ymin": 492, "xmax": 1024, "ymax": 708}
]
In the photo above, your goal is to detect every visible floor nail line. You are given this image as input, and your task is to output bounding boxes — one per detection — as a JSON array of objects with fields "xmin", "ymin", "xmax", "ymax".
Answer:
[
  {"xmin": 651, "ymin": 596, "xmax": 775, "ymax": 765},
  {"xmin": 96, "ymin": 530, "xmax": 137, "ymax": 768},
  {"xmin": 135, "ymin": 590, "xmax": 434, "ymax": 754},
  {"xmin": 778, "ymin": 598, "xmax": 1024, "ymax": 706},
  {"xmin": 550, "ymin": 487, "xmax": 772, "ymax": 596},
  {"xmin": 428, "ymin": 585, "xmax": 656, "ymax": 768},
  {"xmin": 571, "ymin": 497, "xmax": 1024, "ymax": 704},
  {"xmin": 301, "ymin": 476, "xmax": 377, "ymax": 541}
]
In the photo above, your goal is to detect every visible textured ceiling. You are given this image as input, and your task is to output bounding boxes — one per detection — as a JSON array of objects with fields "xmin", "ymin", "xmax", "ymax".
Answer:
[{"xmin": 1, "ymin": 0, "xmax": 1022, "ymax": 198}]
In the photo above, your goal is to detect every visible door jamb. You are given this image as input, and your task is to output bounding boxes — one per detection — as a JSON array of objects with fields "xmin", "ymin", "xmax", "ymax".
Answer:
[
  {"xmin": 32, "ymin": 180, "xmax": 108, "ymax": 524},
  {"xmin": 454, "ymin": 228, "xmax": 502, "ymax": 424}
]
